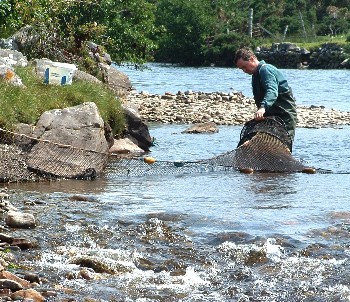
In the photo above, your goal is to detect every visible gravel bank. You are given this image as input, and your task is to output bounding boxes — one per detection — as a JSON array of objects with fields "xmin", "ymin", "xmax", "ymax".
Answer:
[{"xmin": 126, "ymin": 90, "xmax": 350, "ymax": 128}]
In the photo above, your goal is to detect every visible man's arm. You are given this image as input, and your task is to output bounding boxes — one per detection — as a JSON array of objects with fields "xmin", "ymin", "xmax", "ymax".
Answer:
[{"xmin": 260, "ymin": 66, "xmax": 279, "ymax": 109}]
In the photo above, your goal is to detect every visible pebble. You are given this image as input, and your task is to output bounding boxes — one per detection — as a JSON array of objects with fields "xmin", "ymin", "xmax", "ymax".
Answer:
[{"xmin": 126, "ymin": 90, "xmax": 350, "ymax": 127}]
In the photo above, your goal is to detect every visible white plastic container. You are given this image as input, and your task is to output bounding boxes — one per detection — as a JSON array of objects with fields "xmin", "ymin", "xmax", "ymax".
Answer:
[{"xmin": 44, "ymin": 62, "xmax": 77, "ymax": 85}]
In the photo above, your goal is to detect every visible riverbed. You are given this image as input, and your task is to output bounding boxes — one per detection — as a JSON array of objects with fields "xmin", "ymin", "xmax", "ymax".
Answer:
[{"xmin": 4, "ymin": 64, "xmax": 350, "ymax": 301}]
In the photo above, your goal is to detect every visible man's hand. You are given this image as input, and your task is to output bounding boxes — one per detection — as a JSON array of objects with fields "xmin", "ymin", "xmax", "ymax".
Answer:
[{"xmin": 254, "ymin": 107, "xmax": 265, "ymax": 121}]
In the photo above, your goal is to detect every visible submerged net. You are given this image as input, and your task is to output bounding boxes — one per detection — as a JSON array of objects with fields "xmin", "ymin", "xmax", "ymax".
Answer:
[
  {"xmin": 109, "ymin": 117, "xmax": 311, "ymax": 177},
  {"xmin": 0, "ymin": 117, "xmax": 313, "ymax": 181}
]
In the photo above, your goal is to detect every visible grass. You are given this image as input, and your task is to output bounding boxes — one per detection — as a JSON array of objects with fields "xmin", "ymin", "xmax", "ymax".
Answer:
[
  {"xmin": 260, "ymin": 35, "xmax": 349, "ymax": 52},
  {"xmin": 295, "ymin": 36, "xmax": 349, "ymax": 51},
  {"xmin": 0, "ymin": 66, "xmax": 125, "ymax": 136}
]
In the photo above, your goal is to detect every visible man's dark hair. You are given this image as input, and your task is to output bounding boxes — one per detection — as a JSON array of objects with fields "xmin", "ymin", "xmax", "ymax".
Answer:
[{"xmin": 234, "ymin": 47, "xmax": 256, "ymax": 65}]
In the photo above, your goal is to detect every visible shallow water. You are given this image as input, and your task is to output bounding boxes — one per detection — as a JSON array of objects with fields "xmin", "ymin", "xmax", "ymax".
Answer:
[{"xmin": 5, "ymin": 65, "xmax": 350, "ymax": 301}]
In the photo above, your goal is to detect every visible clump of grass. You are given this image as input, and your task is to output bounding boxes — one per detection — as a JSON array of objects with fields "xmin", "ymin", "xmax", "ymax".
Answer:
[
  {"xmin": 0, "ymin": 66, "xmax": 125, "ymax": 136},
  {"xmin": 259, "ymin": 36, "xmax": 348, "ymax": 51}
]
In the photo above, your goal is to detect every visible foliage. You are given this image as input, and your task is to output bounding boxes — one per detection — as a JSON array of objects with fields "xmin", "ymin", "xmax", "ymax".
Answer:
[
  {"xmin": 203, "ymin": 32, "xmax": 259, "ymax": 66},
  {"xmin": 153, "ymin": 0, "xmax": 350, "ymax": 65},
  {"xmin": 0, "ymin": 0, "xmax": 158, "ymax": 65},
  {"xmin": 101, "ymin": 0, "xmax": 158, "ymax": 64},
  {"xmin": 0, "ymin": 67, "xmax": 125, "ymax": 136},
  {"xmin": 154, "ymin": 0, "xmax": 214, "ymax": 65},
  {"xmin": 0, "ymin": 0, "xmax": 349, "ymax": 66}
]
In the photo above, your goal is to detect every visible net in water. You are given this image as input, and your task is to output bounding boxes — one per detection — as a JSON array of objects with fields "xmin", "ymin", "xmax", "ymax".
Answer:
[
  {"xmin": 0, "ymin": 117, "xmax": 314, "ymax": 180},
  {"xmin": 109, "ymin": 117, "xmax": 312, "ymax": 177}
]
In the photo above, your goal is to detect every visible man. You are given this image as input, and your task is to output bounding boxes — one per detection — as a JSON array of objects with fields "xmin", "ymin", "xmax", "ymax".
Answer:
[{"xmin": 234, "ymin": 47, "xmax": 297, "ymax": 148}]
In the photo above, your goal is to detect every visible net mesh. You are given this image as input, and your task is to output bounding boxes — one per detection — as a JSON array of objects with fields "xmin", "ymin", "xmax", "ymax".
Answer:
[
  {"xmin": 109, "ymin": 117, "xmax": 310, "ymax": 177},
  {"xmin": 27, "ymin": 141, "xmax": 109, "ymax": 179},
  {"xmin": 0, "ymin": 128, "xmax": 108, "ymax": 180},
  {"xmin": 0, "ymin": 117, "xmax": 313, "ymax": 181}
]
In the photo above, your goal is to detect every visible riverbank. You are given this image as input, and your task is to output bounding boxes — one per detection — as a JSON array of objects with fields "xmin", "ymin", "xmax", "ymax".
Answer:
[{"xmin": 126, "ymin": 90, "xmax": 350, "ymax": 128}]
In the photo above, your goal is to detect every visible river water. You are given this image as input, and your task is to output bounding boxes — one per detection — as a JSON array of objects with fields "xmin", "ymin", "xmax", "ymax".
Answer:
[{"xmin": 6, "ymin": 64, "xmax": 350, "ymax": 301}]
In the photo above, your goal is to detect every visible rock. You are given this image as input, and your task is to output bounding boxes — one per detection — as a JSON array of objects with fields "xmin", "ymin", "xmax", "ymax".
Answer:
[
  {"xmin": 0, "ymin": 233, "xmax": 13, "ymax": 244},
  {"xmin": 11, "ymin": 238, "xmax": 35, "ymax": 250},
  {"xmin": 0, "ymin": 64, "xmax": 25, "ymax": 87},
  {"xmin": 182, "ymin": 122, "xmax": 219, "ymax": 134},
  {"xmin": 32, "ymin": 102, "xmax": 108, "ymax": 152},
  {"xmin": 11, "ymin": 25, "xmax": 40, "ymax": 55},
  {"xmin": 39, "ymin": 289, "xmax": 57, "ymax": 298},
  {"xmin": 11, "ymin": 288, "xmax": 45, "ymax": 302},
  {"xmin": 0, "ymin": 278, "xmax": 23, "ymax": 291},
  {"xmin": 0, "ymin": 192, "xmax": 8, "ymax": 200},
  {"xmin": 123, "ymin": 106, "xmax": 153, "ymax": 151},
  {"xmin": 0, "ymin": 37, "xmax": 14, "ymax": 49},
  {"xmin": 26, "ymin": 102, "xmax": 109, "ymax": 179},
  {"xmin": 0, "ymin": 49, "xmax": 28, "ymax": 67},
  {"xmin": 255, "ymin": 42, "xmax": 349, "ymax": 69},
  {"xmin": 22, "ymin": 273, "xmax": 41, "ymax": 284},
  {"xmin": 0, "ymin": 199, "xmax": 17, "ymax": 212},
  {"xmin": 109, "ymin": 138, "xmax": 145, "ymax": 155},
  {"xmin": 0, "ymin": 271, "xmax": 30, "ymax": 288},
  {"xmin": 79, "ymin": 269, "xmax": 95, "ymax": 280},
  {"xmin": 0, "ymin": 288, "xmax": 11, "ymax": 296},
  {"xmin": 69, "ymin": 195, "xmax": 98, "ymax": 202},
  {"xmin": 126, "ymin": 91, "xmax": 350, "ymax": 128},
  {"xmin": 73, "ymin": 69, "xmax": 102, "ymax": 84},
  {"xmin": 99, "ymin": 63, "xmax": 132, "ymax": 96},
  {"xmin": 5, "ymin": 211, "xmax": 36, "ymax": 228},
  {"xmin": 69, "ymin": 256, "xmax": 134, "ymax": 274}
]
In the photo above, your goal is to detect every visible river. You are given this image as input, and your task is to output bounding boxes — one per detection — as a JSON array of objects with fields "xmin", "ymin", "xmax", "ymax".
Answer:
[{"xmin": 6, "ymin": 64, "xmax": 350, "ymax": 301}]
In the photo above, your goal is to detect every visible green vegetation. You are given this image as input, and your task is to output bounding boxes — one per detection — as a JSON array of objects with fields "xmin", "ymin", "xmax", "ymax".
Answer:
[
  {"xmin": 1, "ymin": 0, "xmax": 349, "ymax": 67},
  {"xmin": 0, "ymin": 67, "xmax": 125, "ymax": 136}
]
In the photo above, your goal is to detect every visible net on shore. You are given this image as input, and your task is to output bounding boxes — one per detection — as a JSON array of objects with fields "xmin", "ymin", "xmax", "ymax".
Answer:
[{"xmin": 0, "ymin": 128, "xmax": 109, "ymax": 180}]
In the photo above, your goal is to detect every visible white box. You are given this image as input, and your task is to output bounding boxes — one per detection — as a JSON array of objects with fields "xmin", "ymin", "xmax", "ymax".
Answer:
[{"xmin": 44, "ymin": 62, "xmax": 77, "ymax": 85}]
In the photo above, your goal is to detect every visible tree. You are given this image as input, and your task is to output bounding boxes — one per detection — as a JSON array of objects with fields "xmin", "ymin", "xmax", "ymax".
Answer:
[
  {"xmin": 100, "ymin": 0, "xmax": 158, "ymax": 64},
  {"xmin": 155, "ymin": 0, "xmax": 214, "ymax": 65},
  {"xmin": 0, "ymin": 0, "xmax": 158, "ymax": 65}
]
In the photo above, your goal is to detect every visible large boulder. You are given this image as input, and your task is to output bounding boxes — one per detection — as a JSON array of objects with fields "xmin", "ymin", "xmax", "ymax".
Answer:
[
  {"xmin": 99, "ymin": 63, "xmax": 132, "ymax": 96},
  {"xmin": 0, "ymin": 49, "xmax": 28, "ymax": 87},
  {"xmin": 11, "ymin": 25, "xmax": 40, "ymax": 55},
  {"xmin": 26, "ymin": 102, "xmax": 110, "ymax": 179},
  {"xmin": 122, "ymin": 106, "xmax": 153, "ymax": 152},
  {"xmin": 0, "ymin": 49, "xmax": 28, "ymax": 67}
]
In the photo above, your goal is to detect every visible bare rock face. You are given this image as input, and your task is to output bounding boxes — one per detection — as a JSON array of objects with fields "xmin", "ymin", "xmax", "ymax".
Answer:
[
  {"xmin": 99, "ymin": 63, "xmax": 132, "ymax": 96},
  {"xmin": 26, "ymin": 102, "xmax": 110, "ymax": 179},
  {"xmin": 0, "ymin": 49, "xmax": 28, "ymax": 67}
]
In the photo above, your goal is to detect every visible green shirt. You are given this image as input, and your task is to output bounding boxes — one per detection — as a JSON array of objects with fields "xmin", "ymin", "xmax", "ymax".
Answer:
[
  {"xmin": 251, "ymin": 60, "xmax": 297, "ymax": 143},
  {"xmin": 252, "ymin": 60, "xmax": 290, "ymax": 109}
]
